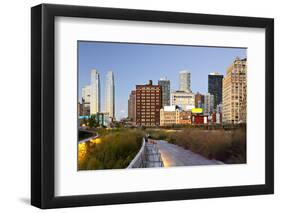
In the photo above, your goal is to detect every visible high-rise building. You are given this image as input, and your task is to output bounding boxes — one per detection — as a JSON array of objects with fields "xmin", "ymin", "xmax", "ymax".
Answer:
[
  {"xmin": 105, "ymin": 71, "xmax": 115, "ymax": 119},
  {"xmin": 82, "ymin": 85, "xmax": 91, "ymax": 103},
  {"xmin": 204, "ymin": 93, "xmax": 214, "ymax": 115},
  {"xmin": 136, "ymin": 80, "xmax": 162, "ymax": 126},
  {"xmin": 195, "ymin": 92, "xmax": 205, "ymax": 108},
  {"xmin": 158, "ymin": 77, "xmax": 170, "ymax": 107},
  {"xmin": 128, "ymin": 90, "xmax": 136, "ymax": 123},
  {"xmin": 90, "ymin": 69, "xmax": 100, "ymax": 115},
  {"xmin": 222, "ymin": 58, "xmax": 247, "ymax": 124},
  {"xmin": 81, "ymin": 85, "xmax": 91, "ymax": 116},
  {"xmin": 208, "ymin": 72, "xmax": 223, "ymax": 111},
  {"xmin": 78, "ymin": 102, "xmax": 83, "ymax": 116},
  {"xmin": 171, "ymin": 90, "xmax": 195, "ymax": 111},
  {"xmin": 179, "ymin": 70, "xmax": 191, "ymax": 92}
]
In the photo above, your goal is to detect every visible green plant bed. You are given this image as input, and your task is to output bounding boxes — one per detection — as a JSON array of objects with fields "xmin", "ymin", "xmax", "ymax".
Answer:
[
  {"xmin": 148, "ymin": 127, "xmax": 246, "ymax": 164},
  {"xmin": 78, "ymin": 129, "xmax": 145, "ymax": 170}
]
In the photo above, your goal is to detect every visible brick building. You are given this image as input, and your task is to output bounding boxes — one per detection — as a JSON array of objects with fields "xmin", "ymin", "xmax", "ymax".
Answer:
[{"xmin": 136, "ymin": 80, "xmax": 162, "ymax": 126}]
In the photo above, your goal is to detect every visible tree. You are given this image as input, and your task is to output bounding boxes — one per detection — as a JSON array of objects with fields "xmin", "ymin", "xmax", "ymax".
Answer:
[{"xmin": 88, "ymin": 115, "xmax": 99, "ymax": 128}]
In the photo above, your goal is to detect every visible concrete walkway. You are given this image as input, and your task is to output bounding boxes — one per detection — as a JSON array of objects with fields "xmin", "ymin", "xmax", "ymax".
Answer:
[
  {"xmin": 78, "ymin": 131, "xmax": 98, "ymax": 144},
  {"xmin": 157, "ymin": 140, "xmax": 223, "ymax": 167}
]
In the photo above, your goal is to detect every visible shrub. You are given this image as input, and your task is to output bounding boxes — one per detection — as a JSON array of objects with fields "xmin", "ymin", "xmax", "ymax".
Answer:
[
  {"xmin": 78, "ymin": 129, "xmax": 144, "ymax": 170},
  {"xmin": 149, "ymin": 127, "xmax": 246, "ymax": 164}
]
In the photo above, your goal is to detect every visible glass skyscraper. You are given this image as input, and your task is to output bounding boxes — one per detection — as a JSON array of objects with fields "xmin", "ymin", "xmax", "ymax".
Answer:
[
  {"xmin": 105, "ymin": 70, "xmax": 115, "ymax": 119},
  {"xmin": 204, "ymin": 93, "xmax": 214, "ymax": 115},
  {"xmin": 208, "ymin": 72, "xmax": 223, "ymax": 110},
  {"xmin": 179, "ymin": 70, "xmax": 191, "ymax": 92},
  {"xmin": 158, "ymin": 77, "xmax": 170, "ymax": 107},
  {"xmin": 90, "ymin": 69, "xmax": 100, "ymax": 115}
]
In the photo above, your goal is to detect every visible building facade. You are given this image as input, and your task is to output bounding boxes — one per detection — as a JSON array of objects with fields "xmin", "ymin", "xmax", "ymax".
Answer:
[
  {"xmin": 128, "ymin": 90, "xmax": 136, "ymax": 123},
  {"xmin": 171, "ymin": 90, "xmax": 195, "ymax": 111},
  {"xmin": 136, "ymin": 80, "xmax": 162, "ymax": 126},
  {"xmin": 204, "ymin": 93, "xmax": 214, "ymax": 115},
  {"xmin": 179, "ymin": 70, "xmax": 191, "ymax": 92},
  {"xmin": 158, "ymin": 77, "xmax": 170, "ymax": 107},
  {"xmin": 160, "ymin": 106, "xmax": 180, "ymax": 126},
  {"xmin": 96, "ymin": 112, "xmax": 111, "ymax": 127},
  {"xmin": 82, "ymin": 85, "xmax": 91, "ymax": 103},
  {"xmin": 81, "ymin": 85, "xmax": 91, "ymax": 116},
  {"xmin": 208, "ymin": 72, "xmax": 223, "ymax": 111},
  {"xmin": 222, "ymin": 58, "xmax": 247, "ymax": 124},
  {"xmin": 160, "ymin": 106, "xmax": 192, "ymax": 126},
  {"xmin": 178, "ymin": 111, "xmax": 192, "ymax": 125},
  {"xmin": 195, "ymin": 92, "xmax": 205, "ymax": 108},
  {"xmin": 105, "ymin": 71, "xmax": 115, "ymax": 119},
  {"xmin": 217, "ymin": 103, "xmax": 222, "ymax": 114},
  {"xmin": 78, "ymin": 102, "xmax": 83, "ymax": 116},
  {"xmin": 90, "ymin": 69, "xmax": 100, "ymax": 115}
]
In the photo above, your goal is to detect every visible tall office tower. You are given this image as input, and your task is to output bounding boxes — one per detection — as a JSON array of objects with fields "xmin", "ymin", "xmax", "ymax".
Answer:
[
  {"xmin": 105, "ymin": 71, "xmax": 115, "ymax": 119},
  {"xmin": 90, "ymin": 69, "xmax": 100, "ymax": 115},
  {"xmin": 78, "ymin": 102, "xmax": 83, "ymax": 116},
  {"xmin": 171, "ymin": 90, "xmax": 195, "ymax": 111},
  {"xmin": 195, "ymin": 92, "xmax": 205, "ymax": 108},
  {"xmin": 179, "ymin": 70, "xmax": 191, "ymax": 92},
  {"xmin": 158, "ymin": 77, "xmax": 170, "ymax": 107},
  {"xmin": 204, "ymin": 93, "xmax": 214, "ymax": 115},
  {"xmin": 128, "ymin": 90, "xmax": 136, "ymax": 123},
  {"xmin": 222, "ymin": 58, "xmax": 247, "ymax": 124},
  {"xmin": 208, "ymin": 72, "xmax": 223, "ymax": 111},
  {"xmin": 136, "ymin": 80, "xmax": 162, "ymax": 126},
  {"xmin": 81, "ymin": 85, "xmax": 91, "ymax": 115}
]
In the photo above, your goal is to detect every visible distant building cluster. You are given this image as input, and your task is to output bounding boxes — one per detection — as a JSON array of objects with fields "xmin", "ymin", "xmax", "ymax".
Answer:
[
  {"xmin": 79, "ymin": 69, "xmax": 115, "ymax": 127},
  {"xmin": 127, "ymin": 57, "xmax": 247, "ymax": 127},
  {"xmin": 79, "ymin": 57, "xmax": 247, "ymax": 127}
]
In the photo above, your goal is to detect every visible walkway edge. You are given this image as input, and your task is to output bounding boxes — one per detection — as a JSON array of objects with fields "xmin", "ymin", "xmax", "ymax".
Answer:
[
  {"xmin": 78, "ymin": 131, "xmax": 99, "ymax": 144},
  {"xmin": 127, "ymin": 138, "xmax": 146, "ymax": 168}
]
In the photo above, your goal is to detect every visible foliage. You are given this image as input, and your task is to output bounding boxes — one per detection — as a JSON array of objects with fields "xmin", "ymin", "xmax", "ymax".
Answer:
[
  {"xmin": 78, "ymin": 129, "xmax": 145, "ymax": 170},
  {"xmin": 88, "ymin": 115, "xmax": 99, "ymax": 128},
  {"xmin": 148, "ymin": 128, "xmax": 246, "ymax": 164}
]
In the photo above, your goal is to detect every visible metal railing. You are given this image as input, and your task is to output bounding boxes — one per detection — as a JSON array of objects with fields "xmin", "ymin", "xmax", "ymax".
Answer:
[
  {"xmin": 127, "ymin": 138, "xmax": 164, "ymax": 168},
  {"xmin": 144, "ymin": 142, "xmax": 164, "ymax": 167}
]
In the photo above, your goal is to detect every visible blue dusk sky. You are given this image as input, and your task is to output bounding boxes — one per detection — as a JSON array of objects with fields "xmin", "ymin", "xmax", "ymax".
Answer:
[{"xmin": 78, "ymin": 41, "xmax": 246, "ymax": 120}]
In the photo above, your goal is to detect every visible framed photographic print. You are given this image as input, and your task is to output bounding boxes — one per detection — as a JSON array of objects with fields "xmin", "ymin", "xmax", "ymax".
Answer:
[{"xmin": 31, "ymin": 3, "xmax": 274, "ymax": 209}]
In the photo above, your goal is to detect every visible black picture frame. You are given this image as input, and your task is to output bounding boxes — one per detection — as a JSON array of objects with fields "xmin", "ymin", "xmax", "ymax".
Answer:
[{"xmin": 31, "ymin": 3, "xmax": 274, "ymax": 209}]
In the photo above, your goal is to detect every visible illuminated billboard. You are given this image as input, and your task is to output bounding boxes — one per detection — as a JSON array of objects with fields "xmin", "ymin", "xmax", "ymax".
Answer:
[{"xmin": 191, "ymin": 108, "xmax": 203, "ymax": 114}]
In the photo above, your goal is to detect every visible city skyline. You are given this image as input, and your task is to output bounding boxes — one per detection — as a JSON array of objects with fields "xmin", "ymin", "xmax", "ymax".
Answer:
[{"xmin": 78, "ymin": 41, "xmax": 247, "ymax": 120}]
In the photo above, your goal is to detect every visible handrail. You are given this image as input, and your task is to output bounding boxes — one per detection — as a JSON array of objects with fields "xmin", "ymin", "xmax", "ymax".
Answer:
[
  {"xmin": 127, "ymin": 138, "xmax": 146, "ymax": 168},
  {"xmin": 127, "ymin": 138, "xmax": 164, "ymax": 168}
]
